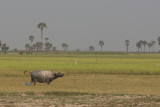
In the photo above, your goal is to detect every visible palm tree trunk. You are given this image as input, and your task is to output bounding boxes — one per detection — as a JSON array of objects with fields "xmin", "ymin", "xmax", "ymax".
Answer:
[
  {"xmin": 4, "ymin": 49, "xmax": 6, "ymax": 54},
  {"xmin": 41, "ymin": 28, "xmax": 43, "ymax": 43},
  {"xmin": 41, "ymin": 28, "xmax": 43, "ymax": 51},
  {"xmin": 127, "ymin": 46, "xmax": 128, "ymax": 52},
  {"xmin": 152, "ymin": 46, "xmax": 153, "ymax": 52},
  {"xmin": 101, "ymin": 46, "xmax": 102, "ymax": 52}
]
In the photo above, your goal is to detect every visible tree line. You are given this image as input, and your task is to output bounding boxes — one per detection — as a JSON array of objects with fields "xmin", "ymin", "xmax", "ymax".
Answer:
[
  {"xmin": 3, "ymin": 22, "xmax": 160, "ymax": 54},
  {"xmin": 25, "ymin": 22, "xmax": 105, "ymax": 53},
  {"xmin": 125, "ymin": 39, "xmax": 157, "ymax": 53},
  {"xmin": 0, "ymin": 41, "xmax": 9, "ymax": 54}
]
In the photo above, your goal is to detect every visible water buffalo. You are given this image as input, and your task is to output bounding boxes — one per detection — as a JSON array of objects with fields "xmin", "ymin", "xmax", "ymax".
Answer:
[{"xmin": 25, "ymin": 71, "xmax": 64, "ymax": 86}]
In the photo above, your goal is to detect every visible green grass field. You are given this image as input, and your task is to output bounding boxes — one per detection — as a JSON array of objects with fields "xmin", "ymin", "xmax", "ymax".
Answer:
[
  {"xmin": 1, "ymin": 53, "xmax": 160, "ymax": 75},
  {"xmin": 0, "ymin": 53, "xmax": 160, "ymax": 96}
]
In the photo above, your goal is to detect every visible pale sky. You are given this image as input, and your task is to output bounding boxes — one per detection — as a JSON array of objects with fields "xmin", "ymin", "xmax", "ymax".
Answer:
[{"xmin": 0, "ymin": 0, "xmax": 160, "ymax": 51}]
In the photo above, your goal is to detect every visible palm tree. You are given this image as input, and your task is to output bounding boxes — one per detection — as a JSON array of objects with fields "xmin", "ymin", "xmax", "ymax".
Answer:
[
  {"xmin": 37, "ymin": 22, "xmax": 47, "ymax": 50},
  {"xmin": 1, "ymin": 43, "xmax": 9, "ymax": 54},
  {"xmin": 62, "ymin": 43, "xmax": 66, "ymax": 51},
  {"xmin": 36, "ymin": 42, "xmax": 43, "ymax": 51},
  {"xmin": 45, "ymin": 37, "xmax": 49, "ymax": 42},
  {"xmin": 76, "ymin": 48, "xmax": 80, "ymax": 51},
  {"xmin": 139, "ymin": 40, "xmax": 143, "ymax": 52},
  {"xmin": 62, "ymin": 43, "xmax": 69, "ymax": 51},
  {"xmin": 158, "ymin": 36, "xmax": 160, "ymax": 52},
  {"xmin": 0, "ymin": 40, "xmax": 1, "ymax": 47},
  {"xmin": 25, "ymin": 44, "xmax": 30, "ymax": 51},
  {"xmin": 125, "ymin": 40, "xmax": 130, "ymax": 52},
  {"xmin": 44, "ymin": 37, "xmax": 52, "ymax": 51},
  {"xmin": 65, "ymin": 44, "xmax": 69, "ymax": 51},
  {"xmin": 142, "ymin": 41, "xmax": 147, "ymax": 53},
  {"xmin": 29, "ymin": 35, "xmax": 34, "ymax": 46},
  {"xmin": 136, "ymin": 42, "xmax": 141, "ymax": 52},
  {"xmin": 45, "ymin": 42, "xmax": 52, "ymax": 51},
  {"xmin": 99, "ymin": 40, "xmax": 104, "ymax": 52},
  {"xmin": 33, "ymin": 44, "xmax": 37, "ymax": 51},
  {"xmin": 89, "ymin": 46, "xmax": 95, "ymax": 51},
  {"xmin": 49, "ymin": 43, "xmax": 53, "ymax": 50},
  {"xmin": 147, "ymin": 43, "xmax": 152, "ymax": 52},
  {"xmin": 52, "ymin": 47, "xmax": 57, "ymax": 51},
  {"xmin": 151, "ymin": 41, "xmax": 156, "ymax": 52},
  {"xmin": 158, "ymin": 36, "xmax": 160, "ymax": 45}
]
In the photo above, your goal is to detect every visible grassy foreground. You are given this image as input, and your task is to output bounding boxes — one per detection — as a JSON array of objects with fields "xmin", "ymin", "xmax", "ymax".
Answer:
[
  {"xmin": 0, "ymin": 74, "xmax": 160, "ymax": 95},
  {"xmin": 0, "ymin": 53, "xmax": 159, "ymax": 96}
]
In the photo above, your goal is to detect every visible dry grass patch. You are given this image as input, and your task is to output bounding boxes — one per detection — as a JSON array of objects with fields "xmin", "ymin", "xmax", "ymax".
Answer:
[
  {"xmin": 0, "ymin": 94, "xmax": 160, "ymax": 107},
  {"xmin": 0, "ymin": 74, "xmax": 159, "ymax": 95}
]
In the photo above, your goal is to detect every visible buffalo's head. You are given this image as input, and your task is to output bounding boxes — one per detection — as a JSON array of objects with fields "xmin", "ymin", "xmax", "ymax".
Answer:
[{"xmin": 54, "ymin": 72, "xmax": 64, "ymax": 78}]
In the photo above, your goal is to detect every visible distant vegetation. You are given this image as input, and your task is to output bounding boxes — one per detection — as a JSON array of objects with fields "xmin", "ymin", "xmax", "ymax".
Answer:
[
  {"xmin": 2, "ymin": 22, "xmax": 160, "ymax": 54},
  {"xmin": 125, "ymin": 40, "xmax": 130, "ymax": 52},
  {"xmin": 0, "ymin": 41, "xmax": 9, "ymax": 54},
  {"xmin": 99, "ymin": 40, "xmax": 104, "ymax": 52}
]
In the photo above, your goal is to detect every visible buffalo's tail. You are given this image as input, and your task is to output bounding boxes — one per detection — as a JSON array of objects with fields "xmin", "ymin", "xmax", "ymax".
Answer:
[
  {"xmin": 24, "ymin": 70, "xmax": 31, "ymax": 76},
  {"xmin": 24, "ymin": 70, "xmax": 28, "ymax": 75}
]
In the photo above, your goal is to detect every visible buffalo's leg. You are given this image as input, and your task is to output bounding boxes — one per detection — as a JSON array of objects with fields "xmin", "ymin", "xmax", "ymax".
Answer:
[
  {"xmin": 46, "ymin": 79, "xmax": 50, "ymax": 85},
  {"xmin": 30, "ymin": 80, "xmax": 33, "ymax": 85},
  {"xmin": 34, "ymin": 80, "xmax": 36, "ymax": 86},
  {"xmin": 30, "ymin": 78, "xmax": 34, "ymax": 86}
]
